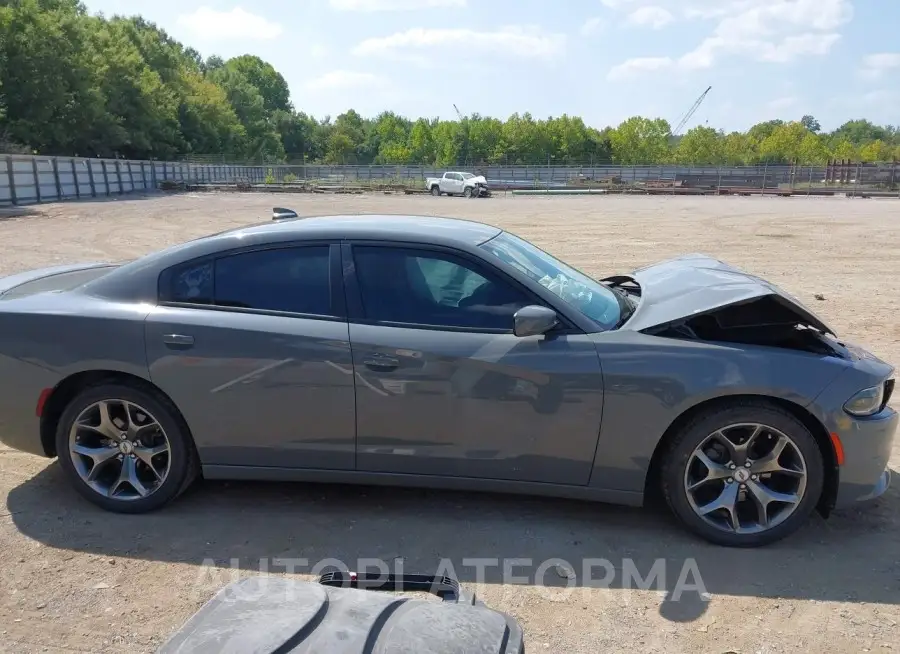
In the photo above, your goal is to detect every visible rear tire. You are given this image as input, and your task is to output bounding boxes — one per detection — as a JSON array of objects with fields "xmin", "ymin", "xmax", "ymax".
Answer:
[
  {"xmin": 660, "ymin": 401, "xmax": 824, "ymax": 547},
  {"xmin": 55, "ymin": 383, "xmax": 198, "ymax": 514}
]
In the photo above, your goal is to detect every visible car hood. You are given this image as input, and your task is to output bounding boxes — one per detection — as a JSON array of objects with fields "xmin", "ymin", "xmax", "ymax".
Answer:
[
  {"xmin": 615, "ymin": 253, "xmax": 834, "ymax": 335},
  {"xmin": 467, "ymin": 175, "xmax": 488, "ymax": 185}
]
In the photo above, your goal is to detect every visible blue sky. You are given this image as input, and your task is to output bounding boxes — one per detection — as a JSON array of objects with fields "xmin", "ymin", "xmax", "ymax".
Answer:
[{"xmin": 82, "ymin": 0, "xmax": 898, "ymax": 132}]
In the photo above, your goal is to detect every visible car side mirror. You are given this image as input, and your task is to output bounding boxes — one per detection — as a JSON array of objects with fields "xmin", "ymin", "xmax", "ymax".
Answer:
[
  {"xmin": 513, "ymin": 305, "xmax": 558, "ymax": 337},
  {"xmin": 272, "ymin": 207, "xmax": 298, "ymax": 220}
]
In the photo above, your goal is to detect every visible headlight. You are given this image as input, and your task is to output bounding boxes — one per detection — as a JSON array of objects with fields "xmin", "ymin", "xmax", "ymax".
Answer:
[{"xmin": 844, "ymin": 384, "xmax": 886, "ymax": 416}]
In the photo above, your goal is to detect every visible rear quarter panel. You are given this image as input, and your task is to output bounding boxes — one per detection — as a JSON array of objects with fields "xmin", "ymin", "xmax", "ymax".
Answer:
[
  {"xmin": 0, "ymin": 293, "xmax": 152, "ymax": 455},
  {"xmin": 587, "ymin": 331, "xmax": 851, "ymax": 493}
]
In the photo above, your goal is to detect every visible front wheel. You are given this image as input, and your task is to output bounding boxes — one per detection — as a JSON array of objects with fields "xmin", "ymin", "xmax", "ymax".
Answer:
[
  {"xmin": 430, "ymin": 185, "xmax": 441, "ymax": 196},
  {"xmin": 463, "ymin": 187, "xmax": 473, "ymax": 198},
  {"xmin": 55, "ymin": 383, "xmax": 198, "ymax": 513},
  {"xmin": 660, "ymin": 401, "xmax": 824, "ymax": 547}
]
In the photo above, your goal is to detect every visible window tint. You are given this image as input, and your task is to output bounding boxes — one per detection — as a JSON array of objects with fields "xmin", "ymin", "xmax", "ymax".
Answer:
[
  {"xmin": 353, "ymin": 247, "xmax": 530, "ymax": 330},
  {"xmin": 215, "ymin": 247, "xmax": 331, "ymax": 315},
  {"xmin": 161, "ymin": 247, "xmax": 333, "ymax": 316},
  {"xmin": 168, "ymin": 260, "xmax": 214, "ymax": 304}
]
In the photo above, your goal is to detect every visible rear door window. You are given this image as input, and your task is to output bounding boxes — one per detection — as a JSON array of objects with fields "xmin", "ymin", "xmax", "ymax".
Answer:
[
  {"xmin": 215, "ymin": 247, "xmax": 332, "ymax": 315},
  {"xmin": 161, "ymin": 246, "xmax": 333, "ymax": 316}
]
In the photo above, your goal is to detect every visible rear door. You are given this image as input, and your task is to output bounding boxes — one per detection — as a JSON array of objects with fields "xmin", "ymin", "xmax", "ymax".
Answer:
[
  {"xmin": 343, "ymin": 242, "xmax": 604, "ymax": 485},
  {"xmin": 144, "ymin": 243, "xmax": 357, "ymax": 470}
]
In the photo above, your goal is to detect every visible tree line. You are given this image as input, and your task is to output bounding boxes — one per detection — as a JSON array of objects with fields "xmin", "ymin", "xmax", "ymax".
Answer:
[{"xmin": 2, "ymin": 0, "xmax": 899, "ymax": 167}]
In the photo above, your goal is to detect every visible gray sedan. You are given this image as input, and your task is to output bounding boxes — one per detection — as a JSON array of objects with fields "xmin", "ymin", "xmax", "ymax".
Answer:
[{"xmin": 0, "ymin": 213, "xmax": 895, "ymax": 547}]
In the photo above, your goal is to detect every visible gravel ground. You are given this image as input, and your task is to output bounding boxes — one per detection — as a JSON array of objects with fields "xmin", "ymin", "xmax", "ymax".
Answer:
[{"xmin": 0, "ymin": 192, "xmax": 898, "ymax": 654}]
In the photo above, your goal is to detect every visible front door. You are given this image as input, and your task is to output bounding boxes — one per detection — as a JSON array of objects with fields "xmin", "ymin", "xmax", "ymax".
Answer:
[
  {"xmin": 447, "ymin": 173, "xmax": 463, "ymax": 194},
  {"xmin": 144, "ymin": 243, "xmax": 356, "ymax": 470},
  {"xmin": 344, "ymin": 244, "xmax": 604, "ymax": 485}
]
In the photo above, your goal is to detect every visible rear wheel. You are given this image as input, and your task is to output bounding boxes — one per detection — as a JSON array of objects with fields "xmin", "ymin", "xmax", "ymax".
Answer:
[
  {"xmin": 55, "ymin": 383, "xmax": 198, "ymax": 513},
  {"xmin": 430, "ymin": 185, "xmax": 441, "ymax": 196},
  {"xmin": 661, "ymin": 401, "xmax": 823, "ymax": 547}
]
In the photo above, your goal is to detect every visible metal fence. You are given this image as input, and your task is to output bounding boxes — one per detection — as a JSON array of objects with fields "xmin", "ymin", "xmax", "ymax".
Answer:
[
  {"xmin": 3, "ymin": 154, "xmax": 899, "ymax": 206},
  {"xmin": 272, "ymin": 161, "xmax": 898, "ymax": 186},
  {"xmin": 0, "ymin": 154, "xmax": 269, "ymax": 206}
]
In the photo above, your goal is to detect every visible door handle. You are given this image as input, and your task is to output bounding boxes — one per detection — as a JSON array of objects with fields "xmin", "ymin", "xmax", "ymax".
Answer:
[
  {"xmin": 163, "ymin": 334, "xmax": 194, "ymax": 348},
  {"xmin": 363, "ymin": 356, "xmax": 399, "ymax": 371}
]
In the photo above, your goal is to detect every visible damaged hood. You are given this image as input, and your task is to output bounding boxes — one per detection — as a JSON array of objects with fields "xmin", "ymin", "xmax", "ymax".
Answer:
[
  {"xmin": 618, "ymin": 254, "xmax": 834, "ymax": 335},
  {"xmin": 467, "ymin": 175, "xmax": 488, "ymax": 185}
]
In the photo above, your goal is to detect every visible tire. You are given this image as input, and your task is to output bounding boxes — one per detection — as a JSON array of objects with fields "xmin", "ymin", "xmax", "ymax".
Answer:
[
  {"xmin": 55, "ymin": 382, "xmax": 199, "ymax": 514},
  {"xmin": 430, "ymin": 185, "xmax": 441, "ymax": 196},
  {"xmin": 660, "ymin": 400, "xmax": 824, "ymax": 547},
  {"xmin": 463, "ymin": 187, "xmax": 473, "ymax": 198}
]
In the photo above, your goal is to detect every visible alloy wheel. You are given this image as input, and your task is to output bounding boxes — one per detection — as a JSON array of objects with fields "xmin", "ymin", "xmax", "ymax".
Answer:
[
  {"xmin": 68, "ymin": 399, "xmax": 171, "ymax": 500},
  {"xmin": 683, "ymin": 422, "xmax": 808, "ymax": 534}
]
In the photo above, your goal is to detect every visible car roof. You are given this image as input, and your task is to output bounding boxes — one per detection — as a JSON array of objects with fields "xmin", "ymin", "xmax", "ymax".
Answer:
[
  {"xmin": 81, "ymin": 214, "xmax": 503, "ymax": 302},
  {"xmin": 211, "ymin": 214, "xmax": 501, "ymax": 247}
]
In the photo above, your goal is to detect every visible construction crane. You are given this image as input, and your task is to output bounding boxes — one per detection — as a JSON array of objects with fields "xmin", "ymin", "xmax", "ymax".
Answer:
[
  {"xmin": 672, "ymin": 86, "xmax": 712, "ymax": 136},
  {"xmin": 452, "ymin": 104, "xmax": 464, "ymax": 121}
]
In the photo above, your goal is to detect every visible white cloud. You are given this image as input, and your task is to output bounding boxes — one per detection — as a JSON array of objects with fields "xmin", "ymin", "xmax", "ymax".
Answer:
[
  {"xmin": 329, "ymin": 0, "xmax": 465, "ymax": 10},
  {"xmin": 305, "ymin": 70, "xmax": 387, "ymax": 91},
  {"xmin": 580, "ymin": 16, "xmax": 606, "ymax": 36},
  {"xmin": 625, "ymin": 6, "xmax": 674, "ymax": 29},
  {"xmin": 860, "ymin": 52, "xmax": 900, "ymax": 80},
  {"xmin": 607, "ymin": 0, "xmax": 851, "ymax": 79},
  {"xmin": 767, "ymin": 96, "xmax": 797, "ymax": 110},
  {"xmin": 309, "ymin": 44, "xmax": 331, "ymax": 59},
  {"xmin": 175, "ymin": 7, "xmax": 282, "ymax": 41},
  {"xmin": 607, "ymin": 56, "xmax": 674, "ymax": 80},
  {"xmin": 353, "ymin": 26, "xmax": 565, "ymax": 62},
  {"xmin": 860, "ymin": 88, "xmax": 900, "ymax": 104}
]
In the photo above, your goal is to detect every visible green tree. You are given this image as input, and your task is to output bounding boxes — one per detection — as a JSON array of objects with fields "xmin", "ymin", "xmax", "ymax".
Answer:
[
  {"xmin": 831, "ymin": 139, "xmax": 857, "ymax": 161},
  {"xmin": 797, "ymin": 132, "xmax": 829, "ymax": 164},
  {"xmin": 858, "ymin": 139, "xmax": 894, "ymax": 162},
  {"xmin": 468, "ymin": 115, "xmax": 503, "ymax": 164},
  {"xmin": 722, "ymin": 132, "xmax": 753, "ymax": 165},
  {"xmin": 223, "ymin": 54, "xmax": 291, "ymax": 114},
  {"xmin": 407, "ymin": 118, "xmax": 435, "ymax": 164},
  {"xmin": 209, "ymin": 65, "xmax": 283, "ymax": 159},
  {"xmin": 609, "ymin": 116, "xmax": 671, "ymax": 164},
  {"xmin": 178, "ymin": 69, "xmax": 247, "ymax": 155},
  {"xmin": 832, "ymin": 119, "xmax": 889, "ymax": 145},
  {"xmin": 758, "ymin": 121, "xmax": 809, "ymax": 163},
  {"xmin": 674, "ymin": 126, "xmax": 724, "ymax": 164},
  {"xmin": 0, "ymin": 0, "xmax": 110, "ymax": 155},
  {"xmin": 800, "ymin": 115, "xmax": 820, "ymax": 133}
]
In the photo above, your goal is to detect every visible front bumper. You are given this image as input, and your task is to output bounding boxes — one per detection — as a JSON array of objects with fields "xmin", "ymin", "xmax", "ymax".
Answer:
[{"xmin": 833, "ymin": 406, "xmax": 898, "ymax": 508}]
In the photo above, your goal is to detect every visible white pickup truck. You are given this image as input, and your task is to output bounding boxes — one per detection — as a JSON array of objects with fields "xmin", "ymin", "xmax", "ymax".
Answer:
[{"xmin": 425, "ymin": 171, "xmax": 491, "ymax": 197}]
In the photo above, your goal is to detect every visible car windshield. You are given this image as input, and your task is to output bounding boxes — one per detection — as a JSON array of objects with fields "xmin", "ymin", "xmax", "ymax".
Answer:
[
  {"xmin": 461, "ymin": 173, "xmax": 475, "ymax": 179},
  {"xmin": 479, "ymin": 231, "xmax": 622, "ymax": 329}
]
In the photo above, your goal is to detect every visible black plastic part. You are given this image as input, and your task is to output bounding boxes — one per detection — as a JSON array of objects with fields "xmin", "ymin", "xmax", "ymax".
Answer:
[
  {"xmin": 318, "ymin": 571, "xmax": 472, "ymax": 604},
  {"xmin": 157, "ymin": 575, "xmax": 525, "ymax": 654}
]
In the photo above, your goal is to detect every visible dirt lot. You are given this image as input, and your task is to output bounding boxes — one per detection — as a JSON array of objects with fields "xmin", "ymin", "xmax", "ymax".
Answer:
[{"xmin": 0, "ymin": 192, "xmax": 898, "ymax": 653}]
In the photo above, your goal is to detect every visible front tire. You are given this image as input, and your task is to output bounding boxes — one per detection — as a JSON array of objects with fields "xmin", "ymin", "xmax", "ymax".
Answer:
[
  {"xmin": 430, "ymin": 185, "xmax": 441, "ymax": 196},
  {"xmin": 463, "ymin": 187, "xmax": 473, "ymax": 198},
  {"xmin": 660, "ymin": 401, "xmax": 824, "ymax": 547},
  {"xmin": 55, "ymin": 383, "xmax": 198, "ymax": 513}
]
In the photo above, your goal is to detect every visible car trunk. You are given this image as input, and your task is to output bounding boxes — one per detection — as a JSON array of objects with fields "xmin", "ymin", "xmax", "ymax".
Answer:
[{"xmin": 0, "ymin": 263, "xmax": 119, "ymax": 300}]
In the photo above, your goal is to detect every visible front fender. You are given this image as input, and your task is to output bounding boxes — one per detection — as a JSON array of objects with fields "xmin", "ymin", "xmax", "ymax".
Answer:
[{"xmin": 586, "ymin": 331, "xmax": 848, "ymax": 494}]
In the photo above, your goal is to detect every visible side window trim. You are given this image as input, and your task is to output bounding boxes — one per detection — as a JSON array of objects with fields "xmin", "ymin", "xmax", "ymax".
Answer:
[
  {"xmin": 341, "ymin": 241, "xmax": 578, "ymax": 333},
  {"xmin": 157, "ymin": 242, "xmax": 347, "ymax": 321}
]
